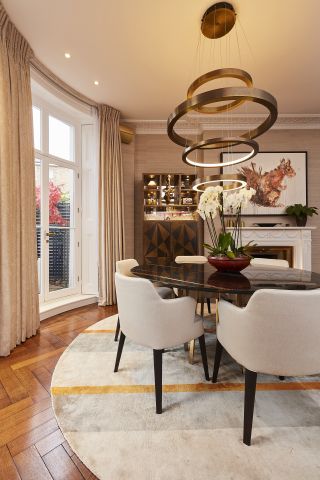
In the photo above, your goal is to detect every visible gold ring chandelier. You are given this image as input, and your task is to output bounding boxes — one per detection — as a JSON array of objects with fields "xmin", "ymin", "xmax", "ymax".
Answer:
[
  {"xmin": 167, "ymin": 2, "xmax": 278, "ymax": 192},
  {"xmin": 192, "ymin": 174, "xmax": 247, "ymax": 192}
]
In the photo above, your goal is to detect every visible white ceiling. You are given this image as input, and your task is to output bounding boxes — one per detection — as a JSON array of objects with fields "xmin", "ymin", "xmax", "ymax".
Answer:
[{"xmin": 3, "ymin": 0, "xmax": 320, "ymax": 119}]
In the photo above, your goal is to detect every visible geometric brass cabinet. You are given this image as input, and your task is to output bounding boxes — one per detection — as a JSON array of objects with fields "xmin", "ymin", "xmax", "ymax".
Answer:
[{"xmin": 143, "ymin": 220, "xmax": 201, "ymax": 263}]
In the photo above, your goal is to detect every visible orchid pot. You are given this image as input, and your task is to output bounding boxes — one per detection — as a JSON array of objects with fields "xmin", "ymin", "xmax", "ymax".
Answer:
[
  {"xmin": 197, "ymin": 186, "xmax": 256, "ymax": 273},
  {"xmin": 207, "ymin": 255, "xmax": 251, "ymax": 272}
]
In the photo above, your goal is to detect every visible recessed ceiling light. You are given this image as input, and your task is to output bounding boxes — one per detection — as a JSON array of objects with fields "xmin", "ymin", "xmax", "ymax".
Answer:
[
  {"xmin": 94, "ymin": 80, "xmax": 99, "ymax": 86},
  {"xmin": 64, "ymin": 52, "xmax": 71, "ymax": 59}
]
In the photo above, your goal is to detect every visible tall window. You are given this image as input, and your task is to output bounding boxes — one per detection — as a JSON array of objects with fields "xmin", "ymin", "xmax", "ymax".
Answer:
[{"xmin": 33, "ymin": 102, "xmax": 81, "ymax": 302}]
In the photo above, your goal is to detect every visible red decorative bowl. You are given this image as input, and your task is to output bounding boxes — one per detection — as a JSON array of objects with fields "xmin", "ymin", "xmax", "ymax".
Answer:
[{"xmin": 208, "ymin": 256, "xmax": 251, "ymax": 273}]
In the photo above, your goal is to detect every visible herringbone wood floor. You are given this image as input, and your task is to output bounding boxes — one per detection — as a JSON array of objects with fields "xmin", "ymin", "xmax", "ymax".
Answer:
[{"xmin": 0, "ymin": 304, "xmax": 117, "ymax": 480}]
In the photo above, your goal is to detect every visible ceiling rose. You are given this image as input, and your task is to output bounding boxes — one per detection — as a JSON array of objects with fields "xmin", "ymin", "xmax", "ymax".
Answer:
[{"xmin": 201, "ymin": 2, "xmax": 236, "ymax": 39}]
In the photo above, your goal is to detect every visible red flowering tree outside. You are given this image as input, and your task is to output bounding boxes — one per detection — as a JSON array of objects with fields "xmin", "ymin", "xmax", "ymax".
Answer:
[{"xmin": 35, "ymin": 181, "xmax": 69, "ymax": 226}]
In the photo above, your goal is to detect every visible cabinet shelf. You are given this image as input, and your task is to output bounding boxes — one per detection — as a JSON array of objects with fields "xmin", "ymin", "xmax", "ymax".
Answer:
[
  {"xmin": 143, "ymin": 173, "xmax": 203, "ymax": 261},
  {"xmin": 159, "ymin": 204, "xmax": 197, "ymax": 207}
]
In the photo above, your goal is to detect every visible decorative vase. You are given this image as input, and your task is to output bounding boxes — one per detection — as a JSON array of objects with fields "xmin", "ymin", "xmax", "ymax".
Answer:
[
  {"xmin": 207, "ymin": 255, "xmax": 251, "ymax": 273},
  {"xmin": 295, "ymin": 216, "xmax": 307, "ymax": 227}
]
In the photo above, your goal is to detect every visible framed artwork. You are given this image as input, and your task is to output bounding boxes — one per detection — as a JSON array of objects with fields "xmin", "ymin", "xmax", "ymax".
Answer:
[{"xmin": 221, "ymin": 151, "xmax": 308, "ymax": 216}]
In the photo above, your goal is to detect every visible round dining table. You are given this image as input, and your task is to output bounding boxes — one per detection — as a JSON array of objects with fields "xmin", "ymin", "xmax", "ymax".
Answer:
[
  {"xmin": 131, "ymin": 260, "xmax": 320, "ymax": 295},
  {"xmin": 132, "ymin": 259, "xmax": 320, "ymax": 363}
]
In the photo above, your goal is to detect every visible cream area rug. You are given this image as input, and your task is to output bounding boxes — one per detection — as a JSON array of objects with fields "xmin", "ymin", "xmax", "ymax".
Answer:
[{"xmin": 51, "ymin": 313, "xmax": 320, "ymax": 480}]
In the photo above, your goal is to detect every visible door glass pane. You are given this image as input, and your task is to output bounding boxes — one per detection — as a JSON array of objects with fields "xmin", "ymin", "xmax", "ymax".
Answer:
[
  {"xmin": 32, "ymin": 106, "xmax": 41, "ymax": 150},
  {"xmin": 49, "ymin": 115, "xmax": 74, "ymax": 161},
  {"xmin": 48, "ymin": 164, "xmax": 75, "ymax": 292},
  {"xmin": 35, "ymin": 160, "xmax": 41, "ymax": 294}
]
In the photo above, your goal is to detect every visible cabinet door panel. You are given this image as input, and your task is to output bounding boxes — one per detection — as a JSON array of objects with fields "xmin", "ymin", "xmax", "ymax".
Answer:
[
  {"xmin": 143, "ymin": 222, "xmax": 171, "ymax": 260},
  {"xmin": 171, "ymin": 221, "xmax": 198, "ymax": 258}
]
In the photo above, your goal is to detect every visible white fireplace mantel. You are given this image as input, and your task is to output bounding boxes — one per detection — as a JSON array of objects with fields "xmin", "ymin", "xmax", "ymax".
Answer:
[{"xmin": 226, "ymin": 227, "xmax": 316, "ymax": 270}]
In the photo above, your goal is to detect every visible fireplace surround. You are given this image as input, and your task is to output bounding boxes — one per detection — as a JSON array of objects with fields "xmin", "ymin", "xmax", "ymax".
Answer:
[
  {"xmin": 225, "ymin": 227, "xmax": 316, "ymax": 270},
  {"xmin": 248, "ymin": 245, "xmax": 294, "ymax": 267}
]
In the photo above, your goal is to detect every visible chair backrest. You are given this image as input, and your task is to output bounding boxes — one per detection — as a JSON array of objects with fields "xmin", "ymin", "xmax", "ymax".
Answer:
[
  {"xmin": 115, "ymin": 273, "xmax": 199, "ymax": 349},
  {"xmin": 116, "ymin": 258, "xmax": 139, "ymax": 276},
  {"xmin": 115, "ymin": 273, "xmax": 169, "ymax": 348},
  {"xmin": 218, "ymin": 289, "xmax": 320, "ymax": 376},
  {"xmin": 175, "ymin": 256, "xmax": 207, "ymax": 264},
  {"xmin": 250, "ymin": 257, "xmax": 289, "ymax": 268}
]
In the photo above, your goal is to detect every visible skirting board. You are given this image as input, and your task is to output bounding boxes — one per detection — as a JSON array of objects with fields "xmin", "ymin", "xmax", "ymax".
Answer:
[{"xmin": 40, "ymin": 294, "xmax": 98, "ymax": 321}]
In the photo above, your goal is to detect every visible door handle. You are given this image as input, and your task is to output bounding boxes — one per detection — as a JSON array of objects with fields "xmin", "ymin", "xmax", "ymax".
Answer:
[{"xmin": 45, "ymin": 231, "xmax": 56, "ymax": 243}]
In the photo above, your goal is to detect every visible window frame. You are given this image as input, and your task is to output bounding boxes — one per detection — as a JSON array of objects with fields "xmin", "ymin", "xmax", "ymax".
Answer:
[{"xmin": 33, "ymin": 95, "xmax": 82, "ymax": 303}]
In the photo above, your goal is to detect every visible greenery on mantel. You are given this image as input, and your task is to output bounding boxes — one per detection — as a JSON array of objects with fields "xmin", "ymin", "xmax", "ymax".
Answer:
[
  {"xmin": 285, "ymin": 203, "xmax": 318, "ymax": 227},
  {"xmin": 285, "ymin": 204, "xmax": 318, "ymax": 218}
]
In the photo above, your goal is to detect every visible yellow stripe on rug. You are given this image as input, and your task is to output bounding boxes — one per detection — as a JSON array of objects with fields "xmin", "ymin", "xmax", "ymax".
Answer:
[
  {"xmin": 82, "ymin": 330, "xmax": 115, "ymax": 334},
  {"xmin": 51, "ymin": 381, "xmax": 320, "ymax": 396}
]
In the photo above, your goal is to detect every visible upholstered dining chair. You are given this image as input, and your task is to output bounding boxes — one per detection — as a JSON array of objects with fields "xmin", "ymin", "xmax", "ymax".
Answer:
[
  {"xmin": 114, "ymin": 272, "xmax": 210, "ymax": 413},
  {"xmin": 250, "ymin": 257, "xmax": 289, "ymax": 268},
  {"xmin": 175, "ymin": 255, "xmax": 217, "ymax": 363},
  {"xmin": 115, "ymin": 259, "xmax": 172, "ymax": 341},
  {"xmin": 212, "ymin": 289, "xmax": 320, "ymax": 445},
  {"xmin": 175, "ymin": 256, "xmax": 215, "ymax": 316},
  {"xmin": 233, "ymin": 257, "xmax": 290, "ymax": 310}
]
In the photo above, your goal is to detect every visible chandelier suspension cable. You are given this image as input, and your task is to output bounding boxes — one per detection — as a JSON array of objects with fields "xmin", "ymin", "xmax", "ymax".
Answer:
[
  {"xmin": 238, "ymin": 16, "xmax": 256, "ymax": 65},
  {"xmin": 166, "ymin": 2, "xmax": 278, "ymax": 192},
  {"xmin": 195, "ymin": 29, "xmax": 202, "ymax": 175},
  {"xmin": 185, "ymin": 25, "xmax": 202, "ymax": 175},
  {"xmin": 237, "ymin": 16, "xmax": 253, "ymax": 151},
  {"xmin": 226, "ymin": 10, "xmax": 230, "ymax": 166}
]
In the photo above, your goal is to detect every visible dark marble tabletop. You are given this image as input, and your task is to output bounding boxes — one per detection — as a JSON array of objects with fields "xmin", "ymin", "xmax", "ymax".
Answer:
[{"xmin": 131, "ymin": 260, "xmax": 320, "ymax": 294}]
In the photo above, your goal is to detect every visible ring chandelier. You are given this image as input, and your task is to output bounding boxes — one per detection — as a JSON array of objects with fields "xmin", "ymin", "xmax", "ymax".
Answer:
[
  {"xmin": 166, "ymin": 2, "xmax": 278, "ymax": 192},
  {"xmin": 192, "ymin": 174, "xmax": 247, "ymax": 192}
]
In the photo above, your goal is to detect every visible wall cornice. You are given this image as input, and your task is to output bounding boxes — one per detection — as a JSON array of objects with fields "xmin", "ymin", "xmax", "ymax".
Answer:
[{"xmin": 122, "ymin": 114, "xmax": 320, "ymax": 134}]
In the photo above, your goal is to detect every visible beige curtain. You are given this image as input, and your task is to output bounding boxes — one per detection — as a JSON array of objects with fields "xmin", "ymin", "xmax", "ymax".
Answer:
[
  {"xmin": 98, "ymin": 105, "xmax": 125, "ymax": 305},
  {"xmin": 0, "ymin": 4, "xmax": 39, "ymax": 356}
]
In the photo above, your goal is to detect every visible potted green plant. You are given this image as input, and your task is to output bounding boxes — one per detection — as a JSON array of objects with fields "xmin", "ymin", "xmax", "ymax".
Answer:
[
  {"xmin": 197, "ymin": 186, "xmax": 256, "ymax": 272},
  {"xmin": 285, "ymin": 204, "xmax": 318, "ymax": 227}
]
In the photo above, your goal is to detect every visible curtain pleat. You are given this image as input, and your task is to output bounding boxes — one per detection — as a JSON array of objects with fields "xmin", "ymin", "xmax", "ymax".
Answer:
[
  {"xmin": 0, "ymin": 3, "xmax": 39, "ymax": 356},
  {"xmin": 98, "ymin": 105, "xmax": 125, "ymax": 305}
]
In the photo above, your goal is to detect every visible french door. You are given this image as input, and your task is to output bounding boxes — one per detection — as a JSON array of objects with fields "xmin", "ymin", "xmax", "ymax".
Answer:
[{"xmin": 33, "ymin": 105, "xmax": 81, "ymax": 303}]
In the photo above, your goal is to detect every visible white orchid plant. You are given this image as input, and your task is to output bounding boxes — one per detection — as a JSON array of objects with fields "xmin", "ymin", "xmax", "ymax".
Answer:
[{"xmin": 197, "ymin": 186, "xmax": 256, "ymax": 258}]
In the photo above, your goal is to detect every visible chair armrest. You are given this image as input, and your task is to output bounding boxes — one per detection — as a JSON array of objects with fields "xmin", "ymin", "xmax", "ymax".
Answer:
[
  {"xmin": 216, "ymin": 300, "xmax": 247, "ymax": 360},
  {"xmin": 151, "ymin": 296, "xmax": 203, "ymax": 349},
  {"xmin": 217, "ymin": 299, "xmax": 244, "ymax": 322}
]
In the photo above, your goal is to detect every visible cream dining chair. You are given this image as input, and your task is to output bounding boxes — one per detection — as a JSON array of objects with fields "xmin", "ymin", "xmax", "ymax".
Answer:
[
  {"xmin": 235, "ymin": 257, "xmax": 290, "ymax": 311},
  {"xmin": 250, "ymin": 257, "xmax": 289, "ymax": 268},
  {"xmin": 175, "ymin": 256, "xmax": 215, "ymax": 316},
  {"xmin": 115, "ymin": 259, "xmax": 172, "ymax": 341},
  {"xmin": 114, "ymin": 273, "xmax": 209, "ymax": 413},
  {"xmin": 212, "ymin": 289, "xmax": 320, "ymax": 445},
  {"xmin": 175, "ymin": 255, "xmax": 217, "ymax": 363}
]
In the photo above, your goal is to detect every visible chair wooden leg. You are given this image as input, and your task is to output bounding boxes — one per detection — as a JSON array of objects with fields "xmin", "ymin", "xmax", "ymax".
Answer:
[
  {"xmin": 114, "ymin": 316, "xmax": 120, "ymax": 341},
  {"xmin": 153, "ymin": 349, "xmax": 163, "ymax": 414},
  {"xmin": 212, "ymin": 339, "xmax": 223, "ymax": 383},
  {"xmin": 198, "ymin": 335, "xmax": 210, "ymax": 381},
  {"xmin": 279, "ymin": 376, "xmax": 285, "ymax": 381},
  {"xmin": 206, "ymin": 298, "xmax": 211, "ymax": 314},
  {"xmin": 200, "ymin": 298, "xmax": 205, "ymax": 317},
  {"xmin": 114, "ymin": 331, "xmax": 126, "ymax": 372},
  {"xmin": 243, "ymin": 369, "xmax": 257, "ymax": 446}
]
